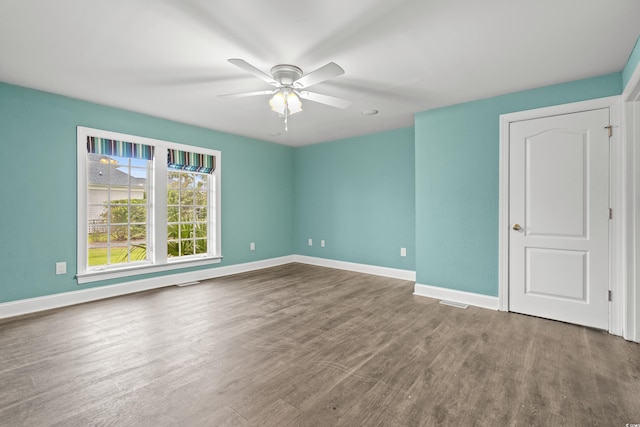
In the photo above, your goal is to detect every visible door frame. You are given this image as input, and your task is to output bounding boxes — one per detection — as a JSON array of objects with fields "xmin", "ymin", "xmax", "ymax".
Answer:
[
  {"xmin": 621, "ymin": 62, "xmax": 640, "ymax": 342},
  {"xmin": 498, "ymin": 95, "xmax": 623, "ymax": 335}
]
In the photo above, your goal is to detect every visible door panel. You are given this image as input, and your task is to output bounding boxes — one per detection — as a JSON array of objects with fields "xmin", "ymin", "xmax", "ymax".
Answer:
[
  {"xmin": 526, "ymin": 130, "xmax": 586, "ymax": 237},
  {"xmin": 509, "ymin": 108, "xmax": 610, "ymax": 329},
  {"xmin": 526, "ymin": 248, "xmax": 587, "ymax": 300}
]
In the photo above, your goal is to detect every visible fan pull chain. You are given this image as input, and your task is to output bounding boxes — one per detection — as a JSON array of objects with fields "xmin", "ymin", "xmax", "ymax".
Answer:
[{"xmin": 284, "ymin": 94, "xmax": 289, "ymax": 131}]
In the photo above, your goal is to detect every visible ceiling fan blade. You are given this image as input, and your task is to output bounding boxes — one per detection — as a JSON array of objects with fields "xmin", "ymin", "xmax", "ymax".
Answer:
[
  {"xmin": 218, "ymin": 89, "xmax": 276, "ymax": 98},
  {"xmin": 228, "ymin": 59, "xmax": 277, "ymax": 86},
  {"xmin": 294, "ymin": 62, "xmax": 345, "ymax": 89},
  {"xmin": 297, "ymin": 91, "xmax": 351, "ymax": 109}
]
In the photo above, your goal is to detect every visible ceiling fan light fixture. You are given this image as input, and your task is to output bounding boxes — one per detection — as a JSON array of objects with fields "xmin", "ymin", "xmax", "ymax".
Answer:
[
  {"xmin": 222, "ymin": 59, "xmax": 350, "ymax": 131},
  {"xmin": 269, "ymin": 89, "xmax": 303, "ymax": 131},
  {"xmin": 268, "ymin": 91, "xmax": 286, "ymax": 114},
  {"xmin": 286, "ymin": 92, "xmax": 302, "ymax": 114},
  {"xmin": 269, "ymin": 90, "xmax": 302, "ymax": 115}
]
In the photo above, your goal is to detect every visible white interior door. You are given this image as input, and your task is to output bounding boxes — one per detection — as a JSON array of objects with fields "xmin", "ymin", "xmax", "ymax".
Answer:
[{"xmin": 509, "ymin": 108, "xmax": 610, "ymax": 329}]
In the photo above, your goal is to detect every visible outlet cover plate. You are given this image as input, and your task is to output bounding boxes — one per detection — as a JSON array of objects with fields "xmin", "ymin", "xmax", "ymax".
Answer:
[{"xmin": 55, "ymin": 262, "xmax": 66, "ymax": 275}]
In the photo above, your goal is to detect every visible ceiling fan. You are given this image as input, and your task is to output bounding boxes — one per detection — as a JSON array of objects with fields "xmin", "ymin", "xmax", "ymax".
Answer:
[{"xmin": 219, "ymin": 59, "xmax": 351, "ymax": 131}]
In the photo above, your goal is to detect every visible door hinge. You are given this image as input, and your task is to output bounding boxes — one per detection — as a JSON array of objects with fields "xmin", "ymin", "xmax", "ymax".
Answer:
[
  {"xmin": 608, "ymin": 290, "xmax": 612, "ymax": 302},
  {"xmin": 609, "ymin": 208, "xmax": 613, "ymax": 219},
  {"xmin": 605, "ymin": 125, "xmax": 613, "ymax": 138}
]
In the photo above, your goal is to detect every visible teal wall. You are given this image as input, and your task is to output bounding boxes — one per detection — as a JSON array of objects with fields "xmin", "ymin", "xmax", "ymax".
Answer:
[
  {"xmin": 0, "ymin": 82, "xmax": 294, "ymax": 303},
  {"xmin": 414, "ymin": 73, "xmax": 622, "ymax": 296},
  {"xmin": 623, "ymin": 36, "xmax": 640, "ymax": 90},
  {"xmin": 1, "ymin": 65, "xmax": 633, "ymax": 305},
  {"xmin": 294, "ymin": 128, "xmax": 415, "ymax": 271}
]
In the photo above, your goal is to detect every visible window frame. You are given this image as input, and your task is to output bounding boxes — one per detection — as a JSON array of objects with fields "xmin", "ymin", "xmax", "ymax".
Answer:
[
  {"xmin": 86, "ymin": 152, "xmax": 154, "ymax": 268},
  {"xmin": 77, "ymin": 126, "xmax": 222, "ymax": 284},
  {"xmin": 166, "ymin": 168, "xmax": 214, "ymax": 260}
]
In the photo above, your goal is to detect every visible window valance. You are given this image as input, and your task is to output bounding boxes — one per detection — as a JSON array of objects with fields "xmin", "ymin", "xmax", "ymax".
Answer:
[
  {"xmin": 167, "ymin": 149, "xmax": 216, "ymax": 174},
  {"xmin": 87, "ymin": 136, "xmax": 154, "ymax": 160}
]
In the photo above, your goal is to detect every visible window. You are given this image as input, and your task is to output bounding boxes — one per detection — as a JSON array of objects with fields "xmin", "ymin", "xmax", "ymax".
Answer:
[
  {"xmin": 167, "ymin": 170, "xmax": 211, "ymax": 258},
  {"xmin": 77, "ymin": 127, "xmax": 221, "ymax": 283},
  {"xmin": 87, "ymin": 153, "xmax": 152, "ymax": 267}
]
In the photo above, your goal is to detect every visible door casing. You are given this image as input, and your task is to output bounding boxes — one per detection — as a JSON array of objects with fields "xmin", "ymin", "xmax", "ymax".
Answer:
[
  {"xmin": 499, "ymin": 96, "xmax": 623, "ymax": 335},
  {"xmin": 622, "ymin": 63, "xmax": 640, "ymax": 343}
]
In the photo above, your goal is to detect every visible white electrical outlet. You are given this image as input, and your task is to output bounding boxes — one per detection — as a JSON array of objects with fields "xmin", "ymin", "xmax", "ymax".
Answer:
[
  {"xmin": 321, "ymin": 240, "xmax": 325, "ymax": 247},
  {"xmin": 400, "ymin": 248, "xmax": 407, "ymax": 257},
  {"xmin": 308, "ymin": 238, "xmax": 313, "ymax": 246},
  {"xmin": 55, "ymin": 262, "xmax": 66, "ymax": 275},
  {"xmin": 250, "ymin": 242, "xmax": 255, "ymax": 251}
]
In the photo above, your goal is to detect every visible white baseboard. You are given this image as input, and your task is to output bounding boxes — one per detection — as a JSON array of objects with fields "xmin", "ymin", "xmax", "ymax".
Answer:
[
  {"xmin": 413, "ymin": 283, "xmax": 499, "ymax": 311},
  {"xmin": 1, "ymin": 255, "xmax": 417, "ymax": 320},
  {"xmin": 0, "ymin": 255, "xmax": 295, "ymax": 320},
  {"xmin": 294, "ymin": 255, "xmax": 416, "ymax": 281}
]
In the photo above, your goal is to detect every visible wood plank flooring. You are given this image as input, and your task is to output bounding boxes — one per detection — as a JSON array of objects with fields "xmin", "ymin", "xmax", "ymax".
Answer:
[{"xmin": 1, "ymin": 263, "xmax": 639, "ymax": 426}]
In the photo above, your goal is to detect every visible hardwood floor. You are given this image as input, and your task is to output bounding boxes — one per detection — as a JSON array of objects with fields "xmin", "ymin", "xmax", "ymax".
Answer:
[{"xmin": 1, "ymin": 263, "xmax": 639, "ymax": 426}]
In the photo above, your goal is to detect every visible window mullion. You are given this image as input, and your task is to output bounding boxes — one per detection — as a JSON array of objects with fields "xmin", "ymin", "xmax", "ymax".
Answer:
[
  {"xmin": 107, "ymin": 164, "xmax": 112, "ymax": 265},
  {"xmin": 154, "ymin": 147, "xmax": 168, "ymax": 264},
  {"xmin": 127, "ymin": 159, "xmax": 134, "ymax": 265}
]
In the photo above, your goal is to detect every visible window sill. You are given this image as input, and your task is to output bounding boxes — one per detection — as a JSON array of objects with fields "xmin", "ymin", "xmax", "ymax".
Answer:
[{"xmin": 76, "ymin": 256, "xmax": 223, "ymax": 284}]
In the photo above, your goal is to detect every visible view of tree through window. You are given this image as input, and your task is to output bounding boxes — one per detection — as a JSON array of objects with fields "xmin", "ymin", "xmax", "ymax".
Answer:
[
  {"xmin": 87, "ymin": 154, "xmax": 150, "ymax": 266},
  {"xmin": 167, "ymin": 170, "xmax": 209, "ymax": 258}
]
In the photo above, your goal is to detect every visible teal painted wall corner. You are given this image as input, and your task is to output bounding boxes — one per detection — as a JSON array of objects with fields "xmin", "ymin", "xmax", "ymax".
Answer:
[
  {"xmin": 0, "ymin": 82, "xmax": 294, "ymax": 303},
  {"xmin": 414, "ymin": 72, "xmax": 622, "ymax": 297},
  {"xmin": 294, "ymin": 127, "xmax": 415, "ymax": 271}
]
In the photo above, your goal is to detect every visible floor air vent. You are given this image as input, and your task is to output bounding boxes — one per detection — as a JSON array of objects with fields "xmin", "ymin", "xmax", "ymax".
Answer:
[
  {"xmin": 176, "ymin": 281, "xmax": 200, "ymax": 287},
  {"xmin": 439, "ymin": 300, "xmax": 468, "ymax": 309}
]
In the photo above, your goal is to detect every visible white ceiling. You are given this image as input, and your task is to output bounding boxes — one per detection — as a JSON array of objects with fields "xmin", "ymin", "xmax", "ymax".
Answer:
[{"xmin": 1, "ymin": 0, "xmax": 639, "ymax": 146}]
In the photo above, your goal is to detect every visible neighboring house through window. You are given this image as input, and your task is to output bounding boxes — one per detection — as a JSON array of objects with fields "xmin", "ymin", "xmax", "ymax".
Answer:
[{"xmin": 87, "ymin": 153, "xmax": 151, "ymax": 267}]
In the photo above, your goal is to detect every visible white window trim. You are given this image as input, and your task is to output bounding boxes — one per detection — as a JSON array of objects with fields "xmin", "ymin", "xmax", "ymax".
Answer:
[{"xmin": 77, "ymin": 126, "xmax": 222, "ymax": 284}]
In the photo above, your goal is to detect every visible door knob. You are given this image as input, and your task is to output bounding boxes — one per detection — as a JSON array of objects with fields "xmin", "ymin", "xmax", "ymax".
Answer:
[{"xmin": 512, "ymin": 224, "xmax": 522, "ymax": 231}]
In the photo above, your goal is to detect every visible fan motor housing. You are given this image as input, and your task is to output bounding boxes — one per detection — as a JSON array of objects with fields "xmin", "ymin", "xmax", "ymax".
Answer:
[{"xmin": 271, "ymin": 64, "xmax": 303, "ymax": 86}]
